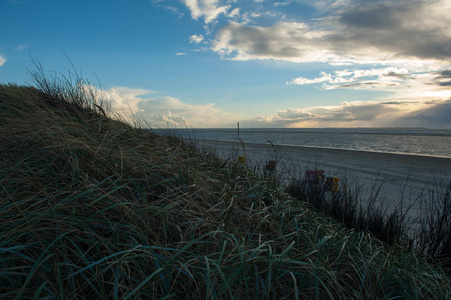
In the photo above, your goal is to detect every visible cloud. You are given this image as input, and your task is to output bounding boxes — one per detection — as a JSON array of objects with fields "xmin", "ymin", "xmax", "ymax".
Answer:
[
  {"xmin": 137, "ymin": 96, "xmax": 238, "ymax": 127},
  {"xmin": 273, "ymin": 2, "xmax": 289, "ymax": 7},
  {"xmin": 0, "ymin": 54, "xmax": 6, "ymax": 67},
  {"xmin": 213, "ymin": 21, "xmax": 338, "ymax": 63},
  {"xmin": 392, "ymin": 100, "xmax": 451, "ymax": 128},
  {"xmin": 289, "ymin": 71, "xmax": 332, "ymax": 85},
  {"xmin": 288, "ymin": 67, "xmax": 410, "ymax": 89},
  {"xmin": 182, "ymin": 0, "xmax": 230, "ymax": 23},
  {"xmin": 333, "ymin": 0, "xmax": 451, "ymax": 61},
  {"xmin": 228, "ymin": 7, "xmax": 240, "ymax": 18},
  {"xmin": 100, "ymin": 87, "xmax": 152, "ymax": 118},
  {"xmin": 190, "ymin": 34, "xmax": 204, "ymax": 44},
  {"xmin": 151, "ymin": 1, "xmax": 185, "ymax": 18},
  {"xmin": 15, "ymin": 44, "xmax": 31, "ymax": 51},
  {"xmin": 212, "ymin": 0, "xmax": 451, "ymax": 68},
  {"xmin": 431, "ymin": 69, "xmax": 451, "ymax": 86},
  {"xmin": 175, "ymin": 52, "xmax": 188, "ymax": 56},
  {"xmin": 100, "ymin": 86, "xmax": 237, "ymax": 127},
  {"xmin": 240, "ymin": 99, "xmax": 451, "ymax": 128}
]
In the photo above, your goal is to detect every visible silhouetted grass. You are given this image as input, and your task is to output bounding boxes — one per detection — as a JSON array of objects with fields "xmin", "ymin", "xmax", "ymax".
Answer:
[
  {"xmin": 285, "ymin": 174, "xmax": 412, "ymax": 245},
  {"xmin": 0, "ymin": 66, "xmax": 450, "ymax": 298},
  {"xmin": 415, "ymin": 179, "xmax": 451, "ymax": 269}
]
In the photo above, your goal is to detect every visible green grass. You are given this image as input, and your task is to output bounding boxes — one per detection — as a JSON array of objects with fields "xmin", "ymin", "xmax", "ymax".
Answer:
[{"xmin": 0, "ymin": 67, "xmax": 450, "ymax": 299}]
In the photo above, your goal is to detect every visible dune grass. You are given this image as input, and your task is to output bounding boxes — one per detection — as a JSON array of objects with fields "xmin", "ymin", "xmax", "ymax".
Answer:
[{"xmin": 0, "ymin": 68, "xmax": 450, "ymax": 299}]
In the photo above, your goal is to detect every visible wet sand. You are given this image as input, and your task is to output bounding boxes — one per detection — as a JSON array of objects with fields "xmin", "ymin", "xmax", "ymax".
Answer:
[{"xmin": 196, "ymin": 139, "xmax": 451, "ymax": 215}]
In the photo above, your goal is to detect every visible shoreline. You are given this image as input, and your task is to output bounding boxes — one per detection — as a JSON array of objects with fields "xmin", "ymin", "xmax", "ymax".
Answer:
[{"xmin": 193, "ymin": 138, "xmax": 451, "ymax": 160}]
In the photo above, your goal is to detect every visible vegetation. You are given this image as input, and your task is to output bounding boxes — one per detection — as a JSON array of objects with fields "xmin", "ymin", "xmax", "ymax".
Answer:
[
  {"xmin": 0, "ymin": 67, "xmax": 450, "ymax": 299},
  {"xmin": 285, "ymin": 171, "xmax": 451, "ymax": 267}
]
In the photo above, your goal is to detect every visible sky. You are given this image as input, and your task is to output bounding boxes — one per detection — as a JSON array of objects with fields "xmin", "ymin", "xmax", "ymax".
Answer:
[{"xmin": 1, "ymin": 0, "xmax": 450, "ymax": 128}]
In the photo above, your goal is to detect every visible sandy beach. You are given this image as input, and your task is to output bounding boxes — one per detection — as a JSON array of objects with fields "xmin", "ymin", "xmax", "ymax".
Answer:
[{"xmin": 196, "ymin": 139, "xmax": 451, "ymax": 215}]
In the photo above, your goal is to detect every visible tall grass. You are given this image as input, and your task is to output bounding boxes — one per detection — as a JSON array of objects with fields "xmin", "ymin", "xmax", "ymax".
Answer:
[
  {"xmin": 282, "ymin": 166, "xmax": 451, "ymax": 268},
  {"xmin": 415, "ymin": 179, "xmax": 451, "ymax": 268},
  {"xmin": 285, "ymin": 175, "xmax": 409, "ymax": 245},
  {"xmin": 0, "ymin": 66, "xmax": 450, "ymax": 298}
]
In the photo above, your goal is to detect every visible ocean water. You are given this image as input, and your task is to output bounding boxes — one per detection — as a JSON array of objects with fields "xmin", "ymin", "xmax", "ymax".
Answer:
[{"xmin": 161, "ymin": 128, "xmax": 451, "ymax": 158}]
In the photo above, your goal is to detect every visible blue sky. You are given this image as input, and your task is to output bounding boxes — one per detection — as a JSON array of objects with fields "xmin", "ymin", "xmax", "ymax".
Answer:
[{"xmin": 1, "ymin": 0, "xmax": 450, "ymax": 128}]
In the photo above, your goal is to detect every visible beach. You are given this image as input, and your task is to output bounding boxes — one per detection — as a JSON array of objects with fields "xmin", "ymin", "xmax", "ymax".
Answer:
[{"xmin": 196, "ymin": 139, "xmax": 451, "ymax": 215}]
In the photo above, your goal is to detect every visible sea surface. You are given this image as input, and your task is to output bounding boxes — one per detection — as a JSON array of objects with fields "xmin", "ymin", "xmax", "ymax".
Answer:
[{"xmin": 158, "ymin": 128, "xmax": 451, "ymax": 158}]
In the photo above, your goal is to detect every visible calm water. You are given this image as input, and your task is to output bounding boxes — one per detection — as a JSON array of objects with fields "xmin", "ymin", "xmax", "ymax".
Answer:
[{"xmin": 160, "ymin": 128, "xmax": 451, "ymax": 158}]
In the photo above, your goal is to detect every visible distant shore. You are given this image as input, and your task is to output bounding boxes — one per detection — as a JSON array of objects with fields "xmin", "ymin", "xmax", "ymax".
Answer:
[{"xmin": 195, "ymin": 139, "xmax": 451, "ymax": 213}]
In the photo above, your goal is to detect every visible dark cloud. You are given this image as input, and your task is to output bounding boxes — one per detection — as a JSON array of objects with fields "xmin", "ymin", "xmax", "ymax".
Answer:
[
  {"xmin": 339, "ymin": 2, "xmax": 403, "ymax": 29},
  {"xmin": 429, "ymin": 69, "xmax": 451, "ymax": 86},
  {"xmin": 323, "ymin": 102, "xmax": 397, "ymax": 121},
  {"xmin": 333, "ymin": 0, "xmax": 451, "ymax": 60},
  {"xmin": 336, "ymin": 82, "xmax": 399, "ymax": 89},
  {"xmin": 392, "ymin": 100, "xmax": 451, "ymax": 128},
  {"xmin": 215, "ymin": 22, "xmax": 314, "ymax": 60},
  {"xmin": 277, "ymin": 109, "xmax": 315, "ymax": 119},
  {"xmin": 385, "ymin": 72, "xmax": 409, "ymax": 79},
  {"xmin": 438, "ymin": 70, "xmax": 451, "ymax": 78},
  {"xmin": 275, "ymin": 102, "xmax": 399, "ymax": 123}
]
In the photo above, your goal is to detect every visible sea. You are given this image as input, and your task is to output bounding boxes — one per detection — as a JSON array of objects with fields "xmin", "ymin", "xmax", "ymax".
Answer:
[{"xmin": 158, "ymin": 128, "xmax": 451, "ymax": 159}]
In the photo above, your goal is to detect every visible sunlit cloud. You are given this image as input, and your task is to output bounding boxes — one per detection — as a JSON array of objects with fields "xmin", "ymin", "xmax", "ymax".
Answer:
[
  {"xmin": 190, "ymin": 34, "xmax": 204, "ymax": 44},
  {"xmin": 240, "ymin": 99, "xmax": 451, "ymax": 129},
  {"xmin": 213, "ymin": 21, "xmax": 340, "ymax": 63},
  {"xmin": 288, "ymin": 67, "xmax": 411, "ymax": 89},
  {"xmin": 0, "ymin": 54, "xmax": 6, "ymax": 67},
  {"xmin": 182, "ymin": 0, "xmax": 230, "ymax": 24},
  {"xmin": 273, "ymin": 2, "xmax": 289, "ymax": 7},
  {"xmin": 100, "ymin": 87, "xmax": 151, "ymax": 119},
  {"xmin": 227, "ymin": 7, "xmax": 240, "ymax": 18},
  {"xmin": 100, "ymin": 86, "xmax": 238, "ymax": 127}
]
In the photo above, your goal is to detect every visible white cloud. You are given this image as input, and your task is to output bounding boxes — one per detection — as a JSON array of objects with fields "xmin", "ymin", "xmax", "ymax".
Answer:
[
  {"xmin": 137, "ymin": 96, "xmax": 238, "ymax": 127},
  {"xmin": 175, "ymin": 52, "xmax": 188, "ymax": 56},
  {"xmin": 273, "ymin": 2, "xmax": 289, "ymax": 7},
  {"xmin": 288, "ymin": 67, "xmax": 411, "ymax": 89},
  {"xmin": 182, "ymin": 0, "xmax": 230, "ymax": 23},
  {"xmin": 99, "ymin": 86, "xmax": 238, "ymax": 127},
  {"xmin": 0, "ymin": 54, "xmax": 6, "ymax": 67},
  {"xmin": 15, "ymin": 44, "xmax": 31, "ymax": 51},
  {"xmin": 100, "ymin": 87, "xmax": 152, "ymax": 119},
  {"xmin": 289, "ymin": 71, "xmax": 332, "ymax": 85},
  {"xmin": 228, "ymin": 7, "xmax": 240, "ymax": 18},
  {"xmin": 190, "ymin": 34, "xmax": 204, "ymax": 44}
]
